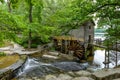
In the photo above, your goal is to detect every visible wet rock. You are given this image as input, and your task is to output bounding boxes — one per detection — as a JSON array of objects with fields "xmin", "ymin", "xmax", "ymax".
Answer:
[
  {"xmin": 48, "ymin": 51, "xmax": 59, "ymax": 56},
  {"xmin": 57, "ymin": 74, "xmax": 73, "ymax": 80},
  {"xmin": 18, "ymin": 78, "xmax": 32, "ymax": 80},
  {"xmin": 113, "ymin": 78, "xmax": 120, "ymax": 80},
  {"xmin": 74, "ymin": 70, "xmax": 91, "ymax": 77},
  {"xmin": 32, "ymin": 77, "xmax": 38, "ymax": 80},
  {"xmin": 42, "ymin": 55, "xmax": 58, "ymax": 59},
  {"xmin": 25, "ymin": 79, "xmax": 32, "ymax": 80},
  {"xmin": 0, "ymin": 46, "xmax": 13, "ymax": 51},
  {"xmin": 58, "ymin": 53, "xmax": 75, "ymax": 60},
  {"xmin": 3, "ymin": 51, "xmax": 14, "ymax": 55},
  {"xmin": 67, "ymin": 71, "xmax": 76, "ymax": 77},
  {"xmin": 28, "ymin": 51, "xmax": 44, "ymax": 57},
  {"xmin": 72, "ymin": 77, "xmax": 94, "ymax": 80},
  {"xmin": 45, "ymin": 74, "xmax": 57, "ymax": 80},
  {"xmin": 13, "ymin": 43, "xmax": 24, "ymax": 51},
  {"xmin": 87, "ymin": 67, "xmax": 98, "ymax": 72},
  {"xmin": 92, "ymin": 69, "xmax": 116, "ymax": 80}
]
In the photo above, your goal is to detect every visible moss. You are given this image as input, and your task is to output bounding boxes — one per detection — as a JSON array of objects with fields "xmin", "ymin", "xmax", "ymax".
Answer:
[
  {"xmin": 94, "ymin": 47, "xmax": 104, "ymax": 51},
  {"xmin": 0, "ymin": 54, "xmax": 19, "ymax": 69},
  {"xmin": 50, "ymin": 47, "xmax": 55, "ymax": 51}
]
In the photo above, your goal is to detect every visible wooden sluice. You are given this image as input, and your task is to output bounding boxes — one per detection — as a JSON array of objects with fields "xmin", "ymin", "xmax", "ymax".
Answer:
[{"xmin": 92, "ymin": 43, "xmax": 120, "ymax": 52}]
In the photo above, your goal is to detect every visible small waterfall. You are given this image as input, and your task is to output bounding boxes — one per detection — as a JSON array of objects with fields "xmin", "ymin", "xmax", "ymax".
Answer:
[
  {"xmin": 16, "ymin": 57, "xmax": 40, "ymax": 77},
  {"xmin": 93, "ymin": 50, "xmax": 105, "ymax": 68},
  {"xmin": 15, "ymin": 57, "xmax": 61, "ymax": 78},
  {"xmin": 15, "ymin": 57, "xmax": 89, "ymax": 78}
]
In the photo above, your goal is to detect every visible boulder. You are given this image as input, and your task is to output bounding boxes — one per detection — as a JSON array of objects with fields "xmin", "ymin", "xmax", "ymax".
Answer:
[
  {"xmin": 72, "ymin": 77, "xmax": 94, "ymax": 80},
  {"xmin": 58, "ymin": 54, "xmax": 75, "ymax": 60},
  {"xmin": 74, "ymin": 70, "xmax": 91, "ymax": 77},
  {"xmin": 48, "ymin": 51, "xmax": 59, "ymax": 56},
  {"xmin": 57, "ymin": 74, "xmax": 73, "ymax": 80},
  {"xmin": 92, "ymin": 69, "xmax": 116, "ymax": 80},
  {"xmin": 42, "ymin": 55, "xmax": 58, "ymax": 59},
  {"xmin": 67, "ymin": 71, "xmax": 76, "ymax": 77},
  {"xmin": 45, "ymin": 75, "xmax": 57, "ymax": 80},
  {"xmin": 113, "ymin": 78, "xmax": 120, "ymax": 80},
  {"xmin": 18, "ymin": 78, "xmax": 32, "ymax": 80}
]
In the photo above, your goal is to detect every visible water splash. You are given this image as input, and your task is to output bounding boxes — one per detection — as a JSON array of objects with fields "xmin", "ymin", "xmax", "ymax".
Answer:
[
  {"xmin": 16, "ymin": 57, "xmax": 89, "ymax": 78},
  {"xmin": 17, "ymin": 57, "xmax": 40, "ymax": 76}
]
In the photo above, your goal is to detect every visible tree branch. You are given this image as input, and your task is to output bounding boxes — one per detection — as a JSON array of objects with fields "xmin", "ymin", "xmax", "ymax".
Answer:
[{"xmin": 92, "ymin": 3, "xmax": 120, "ymax": 13}]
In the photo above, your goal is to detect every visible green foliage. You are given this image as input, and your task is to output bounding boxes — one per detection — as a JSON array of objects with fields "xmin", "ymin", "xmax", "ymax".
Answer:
[
  {"xmin": 91, "ymin": 0, "xmax": 120, "ymax": 47},
  {"xmin": 0, "ymin": 52, "xmax": 6, "ymax": 56},
  {"xmin": 43, "ymin": 0, "xmax": 94, "ymax": 34},
  {"xmin": 0, "ymin": 0, "xmax": 120, "ymax": 49},
  {"xmin": 18, "ymin": 35, "xmax": 49, "ymax": 48},
  {"xmin": 0, "ymin": 4, "xmax": 22, "ymax": 43},
  {"xmin": 0, "ymin": 0, "xmax": 4, "ymax": 3}
]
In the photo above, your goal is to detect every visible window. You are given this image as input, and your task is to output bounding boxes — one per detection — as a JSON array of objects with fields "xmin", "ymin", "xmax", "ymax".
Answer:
[
  {"xmin": 89, "ymin": 26, "xmax": 91, "ymax": 29},
  {"xmin": 89, "ymin": 35, "xmax": 91, "ymax": 43}
]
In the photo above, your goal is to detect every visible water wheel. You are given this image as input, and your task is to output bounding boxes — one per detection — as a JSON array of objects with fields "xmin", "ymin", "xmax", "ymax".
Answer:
[
  {"xmin": 67, "ymin": 40, "xmax": 85, "ymax": 59},
  {"xmin": 75, "ymin": 43, "xmax": 85, "ymax": 59}
]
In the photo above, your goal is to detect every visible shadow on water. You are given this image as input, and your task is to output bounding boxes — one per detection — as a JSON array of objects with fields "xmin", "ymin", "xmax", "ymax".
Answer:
[{"xmin": 15, "ymin": 56, "xmax": 89, "ymax": 78}]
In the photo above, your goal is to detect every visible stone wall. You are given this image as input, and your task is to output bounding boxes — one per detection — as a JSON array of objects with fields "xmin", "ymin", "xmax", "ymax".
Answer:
[
  {"xmin": 92, "ymin": 68, "xmax": 120, "ymax": 80},
  {"xmin": 0, "ymin": 69, "xmax": 13, "ymax": 80},
  {"xmin": 0, "ymin": 55, "xmax": 26, "ymax": 80}
]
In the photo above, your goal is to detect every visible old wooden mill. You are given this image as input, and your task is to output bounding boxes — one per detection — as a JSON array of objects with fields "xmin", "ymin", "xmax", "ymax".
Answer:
[
  {"xmin": 52, "ymin": 20, "xmax": 95, "ymax": 62},
  {"xmin": 52, "ymin": 20, "xmax": 119, "ymax": 69}
]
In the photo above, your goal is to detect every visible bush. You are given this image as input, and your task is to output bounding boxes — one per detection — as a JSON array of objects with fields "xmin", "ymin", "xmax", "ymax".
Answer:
[
  {"xmin": 18, "ymin": 36, "xmax": 50, "ymax": 48},
  {"xmin": 31, "ymin": 44, "xmax": 37, "ymax": 48},
  {"xmin": 23, "ymin": 43, "xmax": 28, "ymax": 48}
]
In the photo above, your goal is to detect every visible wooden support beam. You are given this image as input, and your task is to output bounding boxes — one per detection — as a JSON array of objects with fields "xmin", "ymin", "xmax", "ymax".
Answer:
[{"xmin": 92, "ymin": 43, "xmax": 120, "ymax": 52}]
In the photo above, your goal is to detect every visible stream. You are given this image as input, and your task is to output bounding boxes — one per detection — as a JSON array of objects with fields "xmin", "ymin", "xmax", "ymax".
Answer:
[
  {"xmin": 14, "ymin": 50, "xmax": 120, "ymax": 79},
  {"xmin": 93, "ymin": 50, "xmax": 120, "ymax": 68},
  {"xmin": 16, "ymin": 57, "xmax": 89, "ymax": 78}
]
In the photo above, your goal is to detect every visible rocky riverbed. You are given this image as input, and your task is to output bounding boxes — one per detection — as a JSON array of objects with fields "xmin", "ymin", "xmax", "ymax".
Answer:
[
  {"xmin": 1, "ymin": 43, "xmax": 120, "ymax": 80},
  {"xmin": 16, "ymin": 67, "xmax": 120, "ymax": 80},
  {"xmin": 16, "ymin": 70, "xmax": 94, "ymax": 80},
  {"xmin": 14, "ymin": 50, "xmax": 120, "ymax": 80}
]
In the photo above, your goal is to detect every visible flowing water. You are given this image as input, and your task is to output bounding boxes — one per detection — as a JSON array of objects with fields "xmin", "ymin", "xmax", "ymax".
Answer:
[
  {"xmin": 15, "ymin": 50, "xmax": 120, "ymax": 79},
  {"xmin": 16, "ymin": 56, "xmax": 89, "ymax": 78},
  {"xmin": 93, "ymin": 50, "xmax": 120, "ymax": 68}
]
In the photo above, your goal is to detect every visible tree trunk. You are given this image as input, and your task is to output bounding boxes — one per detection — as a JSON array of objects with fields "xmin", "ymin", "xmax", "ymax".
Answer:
[
  {"xmin": 28, "ymin": 0, "xmax": 33, "ymax": 49},
  {"xmin": 7, "ymin": 0, "xmax": 11, "ymax": 12}
]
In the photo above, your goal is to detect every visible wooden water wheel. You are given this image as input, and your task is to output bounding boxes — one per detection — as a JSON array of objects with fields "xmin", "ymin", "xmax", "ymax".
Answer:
[
  {"xmin": 53, "ymin": 36, "xmax": 85, "ymax": 59},
  {"xmin": 74, "ymin": 46, "xmax": 85, "ymax": 59},
  {"xmin": 68, "ymin": 40, "xmax": 85, "ymax": 59}
]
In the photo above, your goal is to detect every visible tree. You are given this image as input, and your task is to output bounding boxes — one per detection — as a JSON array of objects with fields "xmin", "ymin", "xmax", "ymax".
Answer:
[
  {"xmin": 0, "ymin": 0, "xmax": 119, "ymax": 48},
  {"xmin": 27, "ymin": 0, "xmax": 33, "ymax": 49},
  {"xmin": 93, "ymin": 0, "xmax": 120, "ymax": 45},
  {"xmin": 0, "ymin": 1, "xmax": 25, "ymax": 46}
]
